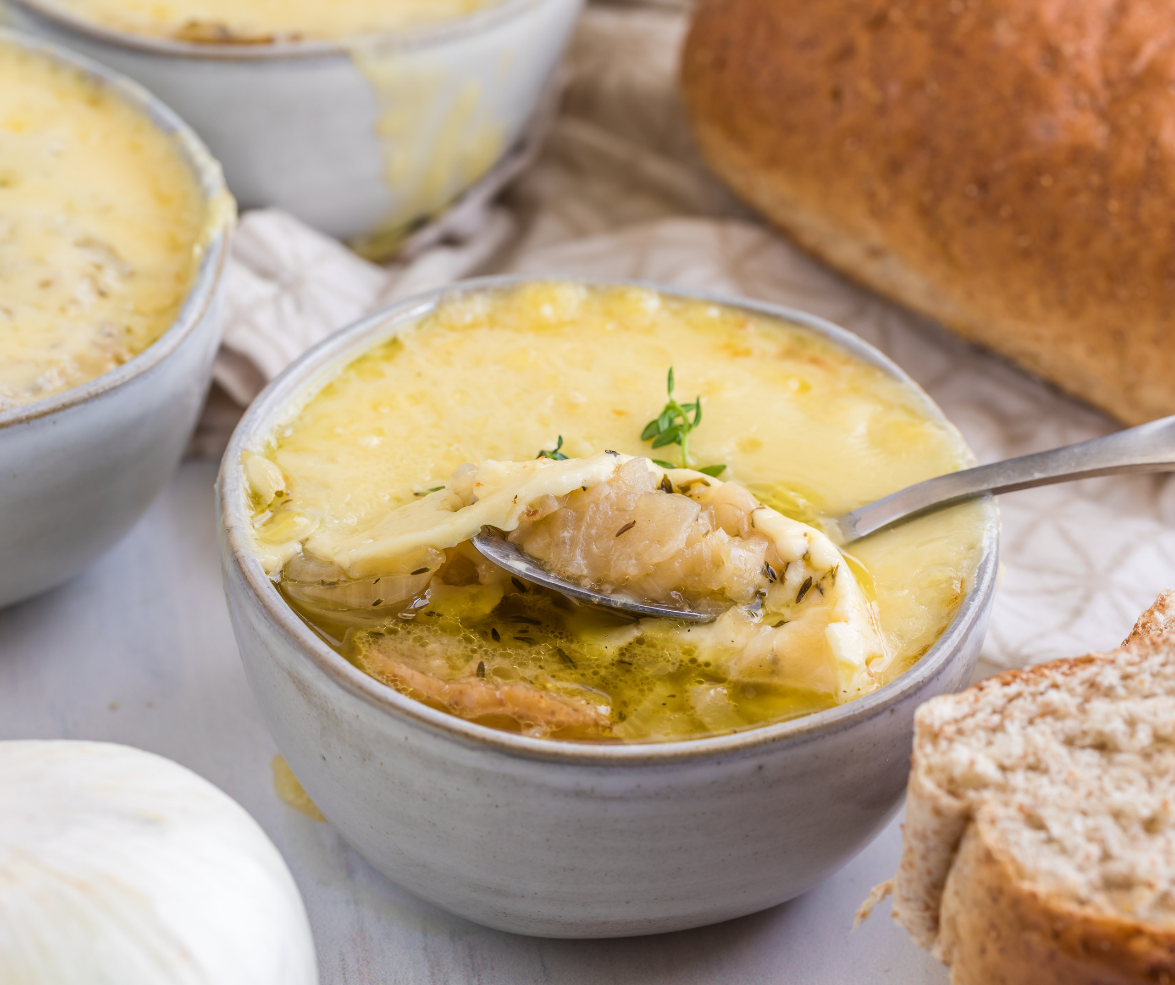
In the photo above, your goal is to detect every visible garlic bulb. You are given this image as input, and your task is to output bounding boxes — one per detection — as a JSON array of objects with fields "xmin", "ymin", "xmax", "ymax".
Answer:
[{"xmin": 0, "ymin": 741, "xmax": 318, "ymax": 985}]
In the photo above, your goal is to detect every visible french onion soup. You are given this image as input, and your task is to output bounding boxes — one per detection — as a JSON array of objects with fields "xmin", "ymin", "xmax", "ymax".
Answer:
[
  {"xmin": 243, "ymin": 282, "xmax": 993, "ymax": 742},
  {"xmin": 0, "ymin": 36, "xmax": 222, "ymax": 412},
  {"xmin": 32, "ymin": 0, "xmax": 504, "ymax": 43}
]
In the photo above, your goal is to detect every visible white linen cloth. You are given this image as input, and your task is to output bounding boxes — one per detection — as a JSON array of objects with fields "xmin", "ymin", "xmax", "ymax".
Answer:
[{"xmin": 201, "ymin": 0, "xmax": 1175, "ymax": 679}]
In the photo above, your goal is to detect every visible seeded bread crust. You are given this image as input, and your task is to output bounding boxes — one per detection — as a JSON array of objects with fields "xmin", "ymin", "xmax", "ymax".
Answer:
[
  {"xmin": 681, "ymin": 0, "xmax": 1175, "ymax": 425},
  {"xmin": 890, "ymin": 593, "xmax": 1175, "ymax": 984}
]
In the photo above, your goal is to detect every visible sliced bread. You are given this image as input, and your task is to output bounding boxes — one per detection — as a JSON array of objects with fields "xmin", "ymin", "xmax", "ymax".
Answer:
[{"xmin": 879, "ymin": 592, "xmax": 1175, "ymax": 984}]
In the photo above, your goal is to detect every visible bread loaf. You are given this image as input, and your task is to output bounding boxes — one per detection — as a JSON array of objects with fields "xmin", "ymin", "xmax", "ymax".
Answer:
[
  {"xmin": 875, "ymin": 592, "xmax": 1175, "ymax": 984},
  {"xmin": 681, "ymin": 0, "xmax": 1175, "ymax": 425}
]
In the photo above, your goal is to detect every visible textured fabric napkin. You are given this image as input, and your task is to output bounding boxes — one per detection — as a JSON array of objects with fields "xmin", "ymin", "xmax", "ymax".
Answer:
[{"xmin": 200, "ymin": 0, "xmax": 1175, "ymax": 680}]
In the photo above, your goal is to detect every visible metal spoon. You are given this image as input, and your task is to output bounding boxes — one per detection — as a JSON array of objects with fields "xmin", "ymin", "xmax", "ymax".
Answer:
[
  {"xmin": 835, "ymin": 412, "xmax": 1175, "ymax": 541},
  {"xmin": 474, "ymin": 413, "xmax": 1175, "ymax": 621}
]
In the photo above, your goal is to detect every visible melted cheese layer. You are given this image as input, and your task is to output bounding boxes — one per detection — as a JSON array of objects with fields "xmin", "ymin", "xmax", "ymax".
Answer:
[
  {"xmin": 245, "ymin": 282, "xmax": 995, "ymax": 739},
  {"xmin": 37, "ymin": 0, "xmax": 503, "ymax": 42},
  {"xmin": 0, "ymin": 41, "xmax": 210, "ymax": 411}
]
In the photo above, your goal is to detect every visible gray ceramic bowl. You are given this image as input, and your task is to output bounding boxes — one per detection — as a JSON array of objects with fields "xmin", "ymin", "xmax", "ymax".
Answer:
[
  {"xmin": 0, "ymin": 29, "xmax": 232, "ymax": 609},
  {"xmin": 217, "ymin": 278, "xmax": 1000, "ymax": 938},
  {"xmin": 7, "ymin": 0, "xmax": 582, "ymax": 248}
]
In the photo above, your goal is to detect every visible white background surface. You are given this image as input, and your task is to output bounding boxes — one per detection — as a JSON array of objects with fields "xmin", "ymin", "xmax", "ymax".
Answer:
[{"xmin": 0, "ymin": 459, "xmax": 946, "ymax": 984}]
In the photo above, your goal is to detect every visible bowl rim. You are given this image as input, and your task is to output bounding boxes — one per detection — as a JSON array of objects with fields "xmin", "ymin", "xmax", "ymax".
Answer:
[
  {"xmin": 0, "ymin": 28, "xmax": 233, "ymax": 431},
  {"xmin": 5, "ymin": 0, "xmax": 559, "ymax": 61},
  {"xmin": 218, "ymin": 276, "xmax": 1000, "ymax": 766}
]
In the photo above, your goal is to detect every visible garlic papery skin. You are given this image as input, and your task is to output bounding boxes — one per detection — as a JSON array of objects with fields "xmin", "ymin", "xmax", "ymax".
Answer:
[{"xmin": 0, "ymin": 741, "xmax": 318, "ymax": 985}]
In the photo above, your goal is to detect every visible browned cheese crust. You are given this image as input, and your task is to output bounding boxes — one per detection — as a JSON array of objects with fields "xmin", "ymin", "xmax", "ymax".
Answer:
[{"xmin": 681, "ymin": 0, "xmax": 1175, "ymax": 424}]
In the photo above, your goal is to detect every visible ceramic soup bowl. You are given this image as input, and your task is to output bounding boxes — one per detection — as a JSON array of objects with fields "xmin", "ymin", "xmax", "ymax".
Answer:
[
  {"xmin": 0, "ymin": 30, "xmax": 231, "ymax": 608},
  {"xmin": 7, "ymin": 0, "xmax": 582, "ymax": 250},
  {"xmin": 217, "ymin": 278, "xmax": 999, "ymax": 937}
]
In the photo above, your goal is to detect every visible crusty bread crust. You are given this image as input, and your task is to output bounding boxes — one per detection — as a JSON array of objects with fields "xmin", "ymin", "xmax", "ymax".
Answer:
[
  {"xmin": 938, "ymin": 815, "xmax": 1175, "ymax": 985},
  {"xmin": 682, "ymin": 0, "xmax": 1175, "ymax": 425},
  {"xmin": 1126, "ymin": 589, "xmax": 1175, "ymax": 646},
  {"xmin": 890, "ymin": 760, "xmax": 969, "ymax": 950},
  {"xmin": 886, "ymin": 592, "xmax": 1175, "ymax": 983}
]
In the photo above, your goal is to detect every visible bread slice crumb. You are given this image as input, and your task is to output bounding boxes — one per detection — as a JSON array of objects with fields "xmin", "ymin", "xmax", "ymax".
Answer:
[
  {"xmin": 853, "ymin": 879, "xmax": 892, "ymax": 929},
  {"xmin": 878, "ymin": 592, "xmax": 1175, "ymax": 982}
]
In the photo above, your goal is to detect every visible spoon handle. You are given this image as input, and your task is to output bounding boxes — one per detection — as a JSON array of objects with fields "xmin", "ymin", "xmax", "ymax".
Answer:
[{"xmin": 836, "ymin": 414, "xmax": 1175, "ymax": 542}]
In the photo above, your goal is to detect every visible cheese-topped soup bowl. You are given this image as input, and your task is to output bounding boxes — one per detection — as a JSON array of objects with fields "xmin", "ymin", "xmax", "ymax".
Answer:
[
  {"xmin": 7, "ymin": 0, "xmax": 581, "ymax": 253},
  {"xmin": 217, "ymin": 278, "xmax": 999, "ymax": 937},
  {"xmin": 0, "ymin": 30, "xmax": 232, "ymax": 608}
]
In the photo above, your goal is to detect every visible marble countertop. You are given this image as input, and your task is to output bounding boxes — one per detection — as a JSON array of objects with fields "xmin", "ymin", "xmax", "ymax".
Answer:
[{"xmin": 0, "ymin": 459, "xmax": 946, "ymax": 983}]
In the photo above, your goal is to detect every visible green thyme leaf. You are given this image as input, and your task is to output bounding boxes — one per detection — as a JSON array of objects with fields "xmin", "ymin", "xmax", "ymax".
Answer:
[
  {"xmin": 639, "ymin": 367, "xmax": 725, "ymax": 474},
  {"xmin": 536, "ymin": 435, "xmax": 568, "ymax": 461},
  {"xmin": 652, "ymin": 459, "xmax": 677, "ymax": 470},
  {"xmin": 698, "ymin": 464, "xmax": 727, "ymax": 477}
]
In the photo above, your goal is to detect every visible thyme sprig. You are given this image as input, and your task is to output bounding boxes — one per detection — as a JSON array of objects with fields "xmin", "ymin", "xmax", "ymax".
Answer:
[
  {"xmin": 640, "ymin": 368, "xmax": 726, "ymax": 476},
  {"xmin": 536, "ymin": 435, "xmax": 568, "ymax": 461}
]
